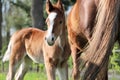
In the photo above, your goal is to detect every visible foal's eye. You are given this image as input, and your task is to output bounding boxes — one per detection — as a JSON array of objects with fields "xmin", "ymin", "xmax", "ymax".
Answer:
[{"xmin": 59, "ymin": 21, "xmax": 62, "ymax": 24}]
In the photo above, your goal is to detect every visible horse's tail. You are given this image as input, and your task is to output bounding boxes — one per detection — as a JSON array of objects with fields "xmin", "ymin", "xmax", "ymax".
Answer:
[
  {"xmin": 2, "ymin": 40, "xmax": 12, "ymax": 62},
  {"xmin": 82, "ymin": 0, "xmax": 120, "ymax": 79}
]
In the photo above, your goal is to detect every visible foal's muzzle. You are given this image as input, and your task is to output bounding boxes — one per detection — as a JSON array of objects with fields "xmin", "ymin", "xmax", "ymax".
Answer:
[{"xmin": 45, "ymin": 36, "xmax": 56, "ymax": 46}]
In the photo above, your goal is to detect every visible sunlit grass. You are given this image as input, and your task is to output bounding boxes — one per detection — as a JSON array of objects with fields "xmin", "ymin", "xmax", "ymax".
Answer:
[
  {"xmin": 24, "ymin": 71, "xmax": 47, "ymax": 80},
  {"xmin": 0, "ymin": 57, "xmax": 120, "ymax": 80},
  {"xmin": 1, "ymin": 70, "xmax": 120, "ymax": 80},
  {"xmin": 0, "ymin": 72, "xmax": 6, "ymax": 80},
  {"xmin": 0, "ymin": 71, "xmax": 47, "ymax": 80}
]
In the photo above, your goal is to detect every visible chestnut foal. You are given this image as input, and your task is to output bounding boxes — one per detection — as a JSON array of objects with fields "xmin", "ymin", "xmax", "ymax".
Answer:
[{"xmin": 2, "ymin": 0, "xmax": 71, "ymax": 80}]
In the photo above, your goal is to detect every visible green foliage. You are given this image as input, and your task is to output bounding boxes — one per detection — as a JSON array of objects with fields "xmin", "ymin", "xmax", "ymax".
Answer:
[
  {"xmin": 50, "ymin": 0, "xmax": 75, "ymax": 10},
  {"xmin": 1, "ymin": 42, "xmax": 7, "ymax": 56},
  {"xmin": 8, "ymin": 1, "xmax": 32, "ymax": 29},
  {"xmin": 10, "ymin": 0, "xmax": 31, "ymax": 16},
  {"xmin": 110, "ymin": 42, "xmax": 120, "ymax": 73},
  {"xmin": 68, "ymin": 56, "xmax": 73, "ymax": 68},
  {"xmin": 3, "ymin": 0, "xmax": 32, "ymax": 34}
]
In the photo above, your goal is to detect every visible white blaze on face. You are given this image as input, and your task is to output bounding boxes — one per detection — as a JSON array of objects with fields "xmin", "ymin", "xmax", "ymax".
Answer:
[
  {"xmin": 48, "ymin": 12, "xmax": 57, "ymax": 36},
  {"xmin": 46, "ymin": 12, "xmax": 57, "ymax": 45}
]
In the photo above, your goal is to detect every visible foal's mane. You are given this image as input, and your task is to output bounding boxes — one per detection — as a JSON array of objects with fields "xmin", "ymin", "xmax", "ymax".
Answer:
[{"xmin": 81, "ymin": 0, "xmax": 120, "ymax": 79}]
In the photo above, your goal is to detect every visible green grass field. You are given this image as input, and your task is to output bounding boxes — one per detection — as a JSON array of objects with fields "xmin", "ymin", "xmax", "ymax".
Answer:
[
  {"xmin": 1, "ymin": 71, "xmax": 120, "ymax": 80},
  {"xmin": 0, "ymin": 57, "xmax": 120, "ymax": 80},
  {"xmin": 0, "ymin": 57, "xmax": 73, "ymax": 80},
  {"xmin": 0, "ymin": 68, "xmax": 120, "ymax": 80},
  {"xmin": 0, "ymin": 71, "xmax": 47, "ymax": 80},
  {"xmin": 0, "ymin": 61, "xmax": 48, "ymax": 80},
  {"xmin": 0, "ymin": 72, "xmax": 6, "ymax": 80},
  {"xmin": 0, "ymin": 71, "xmax": 72, "ymax": 80},
  {"xmin": 24, "ymin": 72, "xmax": 47, "ymax": 80}
]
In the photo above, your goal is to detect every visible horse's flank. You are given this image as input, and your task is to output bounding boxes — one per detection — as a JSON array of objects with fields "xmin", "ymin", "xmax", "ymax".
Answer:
[
  {"xmin": 67, "ymin": 0, "xmax": 98, "ymax": 79},
  {"xmin": 82, "ymin": 0, "xmax": 120, "ymax": 79}
]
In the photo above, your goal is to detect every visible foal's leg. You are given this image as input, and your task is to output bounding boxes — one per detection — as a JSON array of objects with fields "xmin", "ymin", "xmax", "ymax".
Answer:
[
  {"xmin": 6, "ymin": 52, "xmax": 24, "ymax": 80},
  {"xmin": 7, "ymin": 60, "xmax": 17, "ymax": 80},
  {"xmin": 71, "ymin": 46, "xmax": 80, "ymax": 80},
  {"xmin": 15, "ymin": 56, "xmax": 32, "ymax": 80},
  {"xmin": 45, "ymin": 61, "xmax": 56, "ymax": 80},
  {"xmin": 44, "ymin": 57, "xmax": 56, "ymax": 80},
  {"xmin": 57, "ymin": 63, "xmax": 68, "ymax": 80}
]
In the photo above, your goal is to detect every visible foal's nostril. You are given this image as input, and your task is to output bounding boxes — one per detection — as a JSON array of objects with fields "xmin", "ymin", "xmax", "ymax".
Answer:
[{"xmin": 51, "ymin": 37, "xmax": 54, "ymax": 41}]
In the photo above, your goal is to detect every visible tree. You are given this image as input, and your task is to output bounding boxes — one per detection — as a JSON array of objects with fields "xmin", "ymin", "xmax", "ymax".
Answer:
[
  {"xmin": 0, "ymin": 0, "xmax": 2, "ymax": 55},
  {"xmin": 31, "ymin": 0, "xmax": 75, "ymax": 30},
  {"xmin": 1, "ymin": 0, "xmax": 32, "ymax": 56},
  {"xmin": 52, "ymin": 0, "xmax": 75, "ymax": 10},
  {"xmin": 31, "ymin": 0, "xmax": 45, "ymax": 30},
  {"xmin": 110, "ymin": 42, "xmax": 120, "ymax": 72},
  {"xmin": 9, "ymin": 0, "xmax": 32, "ymax": 28}
]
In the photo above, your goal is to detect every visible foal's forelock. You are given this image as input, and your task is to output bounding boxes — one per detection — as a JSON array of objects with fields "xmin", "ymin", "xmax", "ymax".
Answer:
[{"xmin": 45, "ymin": 12, "xmax": 58, "ymax": 46}]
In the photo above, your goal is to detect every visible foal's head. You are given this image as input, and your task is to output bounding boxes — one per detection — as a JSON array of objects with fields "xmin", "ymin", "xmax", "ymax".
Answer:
[{"xmin": 45, "ymin": 0, "xmax": 65, "ymax": 46}]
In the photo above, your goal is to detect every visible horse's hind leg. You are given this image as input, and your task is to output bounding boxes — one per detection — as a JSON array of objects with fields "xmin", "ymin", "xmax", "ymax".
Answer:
[
  {"xmin": 7, "ymin": 52, "xmax": 24, "ymax": 80},
  {"xmin": 57, "ymin": 63, "xmax": 68, "ymax": 80},
  {"xmin": 7, "ymin": 59, "xmax": 17, "ymax": 80},
  {"xmin": 71, "ymin": 46, "xmax": 80, "ymax": 80},
  {"xmin": 15, "ymin": 56, "xmax": 32, "ymax": 80}
]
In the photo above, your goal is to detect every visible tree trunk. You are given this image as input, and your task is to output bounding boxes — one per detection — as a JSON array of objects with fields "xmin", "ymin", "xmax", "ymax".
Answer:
[
  {"xmin": 0, "ymin": 0, "xmax": 2, "ymax": 55},
  {"xmin": 31, "ymin": 0, "xmax": 45, "ymax": 30},
  {"xmin": 6, "ymin": 29, "xmax": 10, "ymax": 44},
  {"xmin": 0, "ymin": 0, "xmax": 4, "ymax": 72}
]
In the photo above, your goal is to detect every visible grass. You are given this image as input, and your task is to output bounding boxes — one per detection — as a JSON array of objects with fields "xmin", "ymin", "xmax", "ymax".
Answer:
[
  {"xmin": 0, "ymin": 68, "xmax": 120, "ymax": 80},
  {"xmin": 0, "ymin": 57, "xmax": 120, "ymax": 80},
  {"xmin": 24, "ymin": 71, "xmax": 47, "ymax": 80},
  {"xmin": 0, "ymin": 71, "xmax": 67, "ymax": 80},
  {"xmin": 0, "ymin": 57, "xmax": 73, "ymax": 80},
  {"xmin": 0, "ymin": 72, "xmax": 6, "ymax": 80},
  {"xmin": 0, "ymin": 61, "xmax": 48, "ymax": 80},
  {"xmin": 0, "ymin": 71, "xmax": 47, "ymax": 80}
]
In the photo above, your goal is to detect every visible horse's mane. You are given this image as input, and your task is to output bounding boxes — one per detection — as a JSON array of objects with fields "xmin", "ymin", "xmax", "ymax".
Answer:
[{"xmin": 81, "ymin": 0, "xmax": 120, "ymax": 79}]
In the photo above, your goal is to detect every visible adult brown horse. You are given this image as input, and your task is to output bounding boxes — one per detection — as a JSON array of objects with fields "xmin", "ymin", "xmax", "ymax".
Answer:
[
  {"xmin": 67, "ymin": 0, "xmax": 98, "ymax": 79},
  {"xmin": 81, "ymin": 0, "xmax": 120, "ymax": 79},
  {"xmin": 2, "ymin": 0, "xmax": 71, "ymax": 80},
  {"xmin": 67, "ymin": 0, "xmax": 120, "ymax": 80}
]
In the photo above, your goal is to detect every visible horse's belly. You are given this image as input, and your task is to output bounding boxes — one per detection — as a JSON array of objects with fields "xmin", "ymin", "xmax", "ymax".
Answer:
[
  {"xmin": 27, "ymin": 51, "xmax": 44, "ymax": 63},
  {"xmin": 69, "ymin": 31, "xmax": 88, "ymax": 50}
]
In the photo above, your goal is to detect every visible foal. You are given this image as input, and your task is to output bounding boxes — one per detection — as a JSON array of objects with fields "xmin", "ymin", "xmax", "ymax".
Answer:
[{"xmin": 2, "ymin": 0, "xmax": 71, "ymax": 80}]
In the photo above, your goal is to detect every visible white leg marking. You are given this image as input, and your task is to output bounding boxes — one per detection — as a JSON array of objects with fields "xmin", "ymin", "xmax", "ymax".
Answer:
[
  {"xmin": 15, "ymin": 61, "xmax": 28, "ymax": 80},
  {"xmin": 2, "ymin": 41, "xmax": 12, "ymax": 62},
  {"xmin": 57, "ymin": 66, "xmax": 68, "ymax": 80},
  {"xmin": 15, "ymin": 57, "xmax": 32, "ymax": 80}
]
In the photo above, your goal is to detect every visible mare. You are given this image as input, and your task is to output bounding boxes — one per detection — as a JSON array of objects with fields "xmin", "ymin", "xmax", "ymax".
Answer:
[
  {"xmin": 67, "ymin": 0, "xmax": 120, "ymax": 79},
  {"xmin": 81, "ymin": 0, "xmax": 120, "ymax": 79},
  {"xmin": 2, "ymin": 0, "xmax": 71, "ymax": 80},
  {"xmin": 67, "ymin": 0, "xmax": 98, "ymax": 79}
]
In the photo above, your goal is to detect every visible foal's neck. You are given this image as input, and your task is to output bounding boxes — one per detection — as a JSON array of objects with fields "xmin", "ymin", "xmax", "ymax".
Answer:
[{"xmin": 58, "ymin": 24, "xmax": 66, "ymax": 48}]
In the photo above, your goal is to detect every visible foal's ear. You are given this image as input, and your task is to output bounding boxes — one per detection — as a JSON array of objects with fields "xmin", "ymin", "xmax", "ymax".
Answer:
[
  {"xmin": 56, "ymin": 0, "xmax": 64, "ymax": 11},
  {"xmin": 46, "ymin": 0, "xmax": 54, "ymax": 14}
]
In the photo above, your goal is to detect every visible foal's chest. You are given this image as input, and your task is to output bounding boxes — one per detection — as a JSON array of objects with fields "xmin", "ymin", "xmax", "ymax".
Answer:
[{"xmin": 43, "ymin": 42, "xmax": 66, "ymax": 67}]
